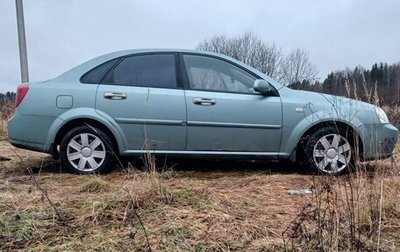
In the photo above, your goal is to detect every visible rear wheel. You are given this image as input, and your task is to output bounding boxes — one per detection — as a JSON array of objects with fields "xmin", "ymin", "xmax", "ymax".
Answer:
[
  {"xmin": 60, "ymin": 125, "xmax": 115, "ymax": 174},
  {"xmin": 302, "ymin": 127, "xmax": 355, "ymax": 175}
]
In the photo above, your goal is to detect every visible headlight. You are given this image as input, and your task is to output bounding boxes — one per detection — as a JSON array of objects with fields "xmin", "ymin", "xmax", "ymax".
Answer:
[{"xmin": 375, "ymin": 106, "xmax": 389, "ymax": 123}]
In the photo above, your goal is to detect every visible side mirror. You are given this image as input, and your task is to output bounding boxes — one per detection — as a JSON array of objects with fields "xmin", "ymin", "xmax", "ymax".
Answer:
[{"xmin": 253, "ymin": 79, "xmax": 271, "ymax": 95}]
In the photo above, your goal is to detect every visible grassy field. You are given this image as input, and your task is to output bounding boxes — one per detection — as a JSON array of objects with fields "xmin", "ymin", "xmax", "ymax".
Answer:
[{"xmin": 1, "ymin": 118, "xmax": 399, "ymax": 251}]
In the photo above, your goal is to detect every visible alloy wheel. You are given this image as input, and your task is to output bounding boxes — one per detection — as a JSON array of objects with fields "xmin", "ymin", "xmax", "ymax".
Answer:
[
  {"xmin": 312, "ymin": 133, "xmax": 352, "ymax": 174},
  {"xmin": 67, "ymin": 133, "xmax": 106, "ymax": 172}
]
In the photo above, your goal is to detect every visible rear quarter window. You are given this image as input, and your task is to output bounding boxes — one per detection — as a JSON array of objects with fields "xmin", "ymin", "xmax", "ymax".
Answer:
[{"xmin": 80, "ymin": 58, "xmax": 120, "ymax": 84}]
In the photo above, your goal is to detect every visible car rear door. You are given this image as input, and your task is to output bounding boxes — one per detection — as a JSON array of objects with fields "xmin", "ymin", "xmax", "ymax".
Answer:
[
  {"xmin": 181, "ymin": 53, "xmax": 282, "ymax": 153},
  {"xmin": 95, "ymin": 53, "xmax": 186, "ymax": 152}
]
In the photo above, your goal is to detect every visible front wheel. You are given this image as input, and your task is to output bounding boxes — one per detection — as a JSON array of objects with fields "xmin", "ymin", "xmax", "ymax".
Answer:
[
  {"xmin": 302, "ymin": 127, "xmax": 355, "ymax": 176},
  {"xmin": 60, "ymin": 125, "xmax": 115, "ymax": 174}
]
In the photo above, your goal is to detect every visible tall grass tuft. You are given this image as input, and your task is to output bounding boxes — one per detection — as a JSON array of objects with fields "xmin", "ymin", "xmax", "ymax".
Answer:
[
  {"xmin": 284, "ymin": 162, "xmax": 400, "ymax": 251},
  {"xmin": 142, "ymin": 150, "xmax": 172, "ymax": 203}
]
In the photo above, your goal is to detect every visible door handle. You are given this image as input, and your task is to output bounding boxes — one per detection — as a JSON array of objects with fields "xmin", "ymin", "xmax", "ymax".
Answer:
[
  {"xmin": 104, "ymin": 92, "xmax": 127, "ymax": 100},
  {"xmin": 193, "ymin": 98, "xmax": 216, "ymax": 106}
]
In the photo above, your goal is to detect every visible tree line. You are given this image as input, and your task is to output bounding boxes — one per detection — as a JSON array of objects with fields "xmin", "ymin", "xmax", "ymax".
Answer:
[
  {"xmin": 0, "ymin": 92, "xmax": 15, "ymax": 104},
  {"xmin": 290, "ymin": 63, "xmax": 400, "ymax": 105}
]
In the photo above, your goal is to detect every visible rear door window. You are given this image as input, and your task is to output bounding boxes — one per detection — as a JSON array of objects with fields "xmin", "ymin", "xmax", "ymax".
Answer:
[{"xmin": 102, "ymin": 54, "xmax": 178, "ymax": 89}]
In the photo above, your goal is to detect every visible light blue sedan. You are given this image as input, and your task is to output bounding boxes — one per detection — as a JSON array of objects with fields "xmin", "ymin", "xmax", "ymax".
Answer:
[{"xmin": 8, "ymin": 49, "xmax": 398, "ymax": 175}]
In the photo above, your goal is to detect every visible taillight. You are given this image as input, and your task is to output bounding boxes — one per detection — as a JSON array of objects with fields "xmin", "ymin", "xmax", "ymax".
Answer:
[{"xmin": 16, "ymin": 84, "xmax": 29, "ymax": 107}]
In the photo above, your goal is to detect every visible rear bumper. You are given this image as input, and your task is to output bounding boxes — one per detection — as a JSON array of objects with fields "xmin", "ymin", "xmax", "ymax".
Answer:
[
  {"xmin": 358, "ymin": 123, "xmax": 398, "ymax": 160},
  {"xmin": 7, "ymin": 110, "xmax": 54, "ymax": 153}
]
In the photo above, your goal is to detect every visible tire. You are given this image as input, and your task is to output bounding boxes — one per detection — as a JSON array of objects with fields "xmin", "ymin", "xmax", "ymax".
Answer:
[
  {"xmin": 60, "ymin": 125, "xmax": 115, "ymax": 174},
  {"xmin": 302, "ymin": 127, "xmax": 355, "ymax": 176}
]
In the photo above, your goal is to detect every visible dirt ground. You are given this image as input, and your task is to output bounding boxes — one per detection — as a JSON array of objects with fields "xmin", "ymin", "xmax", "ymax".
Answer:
[{"xmin": 1, "ymin": 122, "xmax": 399, "ymax": 251}]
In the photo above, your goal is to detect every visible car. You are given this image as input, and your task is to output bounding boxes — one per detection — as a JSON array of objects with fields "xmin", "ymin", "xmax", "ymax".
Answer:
[{"xmin": 7, "ymin": 49, "xmax": 398, "ymax": 175}]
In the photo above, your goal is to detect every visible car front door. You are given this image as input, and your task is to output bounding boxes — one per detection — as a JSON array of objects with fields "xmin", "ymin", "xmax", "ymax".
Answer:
[
  {"xmin": 95, "ymin": 53, "xmax": 186, "ymax": 152},
  {"xmin": 182, "ymin": 54, "xmax": 282, "ymax": 153}
]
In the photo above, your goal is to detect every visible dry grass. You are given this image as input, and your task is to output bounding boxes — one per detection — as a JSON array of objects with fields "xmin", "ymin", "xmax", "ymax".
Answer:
[
  {"xmin": 1, "ymin": 98, "xmax": 400, "ymax": 251},
  {"xmin": 283, "ymin": 161, "xmax": 400, "ymax": 251},
  {"xmin": 0, "ymin": 99, "xmax": 14, "ymax": 121},
  {"xmin": 0, "ymin": 129, "xmax": 315, "ymax": 251},
  {"xmin": 0, "ymin": 99, "xmax": 13, "ymax": 141}
]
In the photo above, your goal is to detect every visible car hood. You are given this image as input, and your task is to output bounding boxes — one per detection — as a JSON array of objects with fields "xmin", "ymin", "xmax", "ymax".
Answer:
[{"xmin": 279, "ymin": 87, "xmax": 379, "ymax": 125}]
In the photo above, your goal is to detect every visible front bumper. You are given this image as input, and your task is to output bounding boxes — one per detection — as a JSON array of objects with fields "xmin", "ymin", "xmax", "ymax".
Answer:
[{"xmin": 358, "ymin": 123, "xmax": 398, "ymax": 160}]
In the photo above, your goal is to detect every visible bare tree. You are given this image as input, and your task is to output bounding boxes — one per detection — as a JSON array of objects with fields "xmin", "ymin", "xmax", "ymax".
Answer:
[
  {"xmin": 197, "ymin": 32, "xmax": 283, "ymax": 79},
  {"xmin": 280, "ymin": 48, "xmax": 318, "ymax": 85}
]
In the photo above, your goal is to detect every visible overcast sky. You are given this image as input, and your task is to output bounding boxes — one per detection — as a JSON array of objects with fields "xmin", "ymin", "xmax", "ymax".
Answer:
[{"xmin": 1, "ymin": 0, "xmax": 399, "ymax": 92}]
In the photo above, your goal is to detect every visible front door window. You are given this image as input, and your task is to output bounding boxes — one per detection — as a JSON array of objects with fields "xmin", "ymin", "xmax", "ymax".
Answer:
[{"xmin": 183, "ymin": 55, "xmax": 257, "ymax": 94}]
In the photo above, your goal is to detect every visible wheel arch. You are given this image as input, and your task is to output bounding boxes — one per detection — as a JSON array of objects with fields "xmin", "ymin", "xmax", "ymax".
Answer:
[
  {"xmin": 293, "ymin": 120, "xmax": 364, "ymax": 162},
  {"xmin": 45, "ymin": 109, "xmax": 126, "ymax": 159},
  {"xmin": 54, "ymin": 118, "xmax": 120, "ymax": 152}
]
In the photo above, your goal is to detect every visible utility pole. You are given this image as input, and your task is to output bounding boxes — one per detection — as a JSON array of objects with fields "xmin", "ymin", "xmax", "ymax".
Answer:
[{"xmin": 15, "ymin": 0, "xmax": 29, "ymax": 83}]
